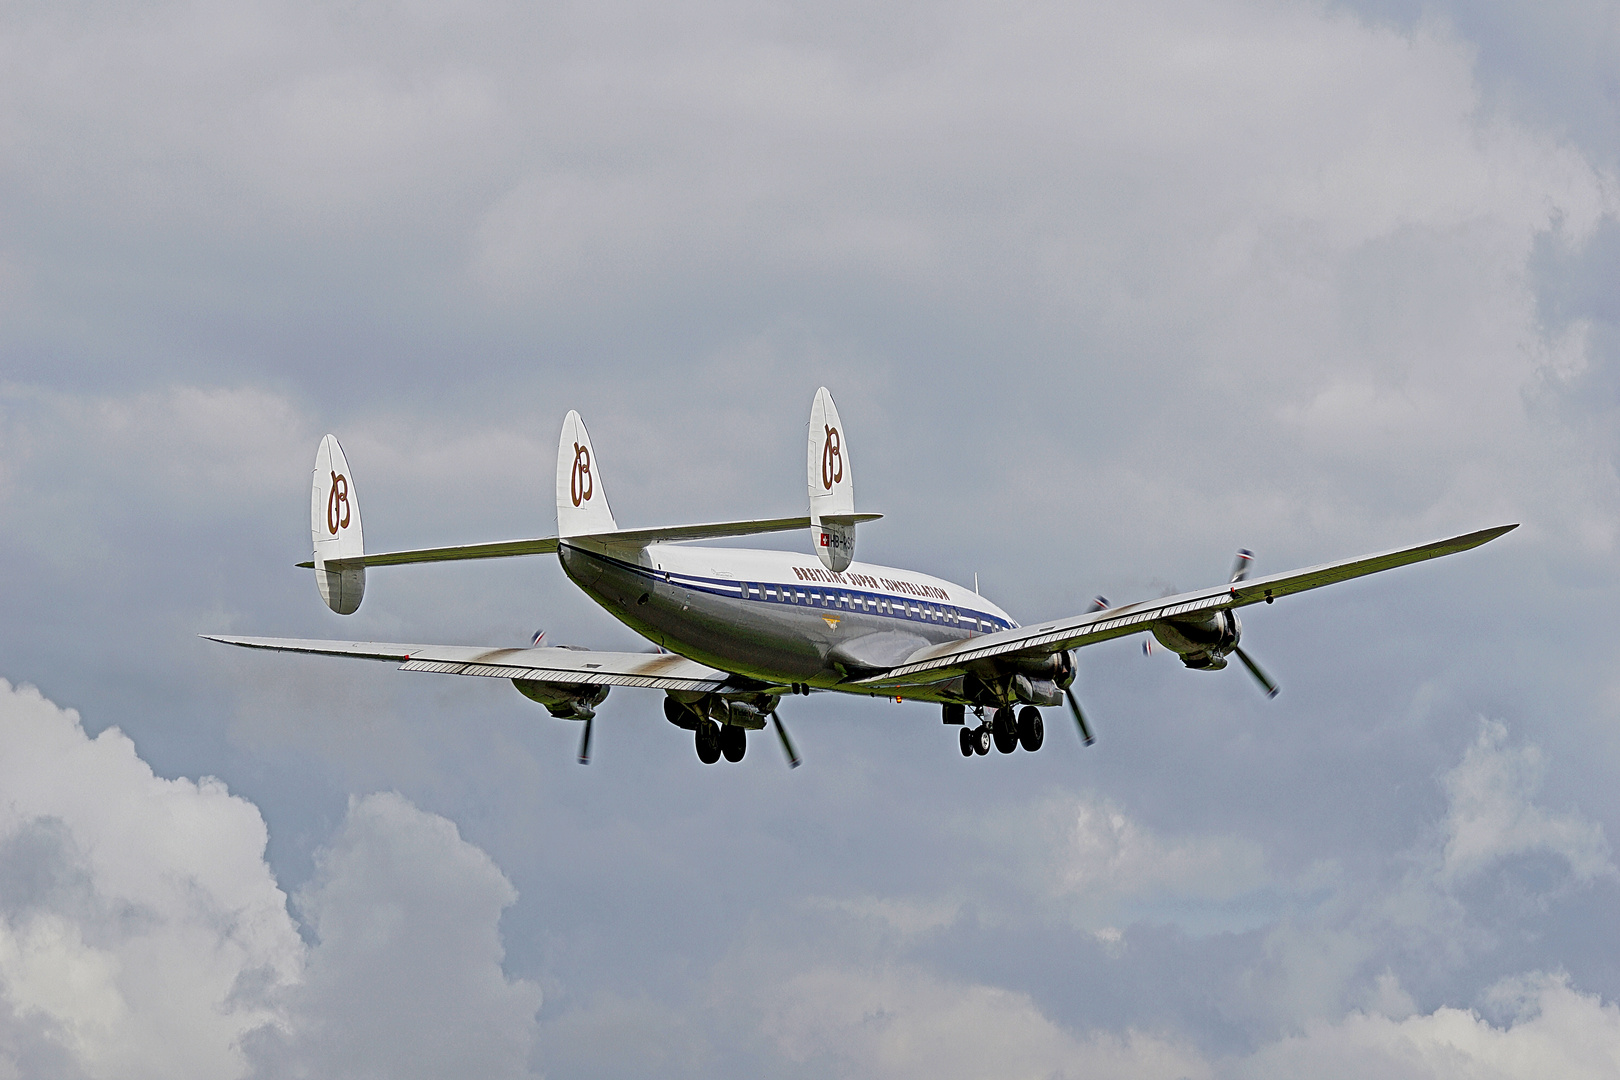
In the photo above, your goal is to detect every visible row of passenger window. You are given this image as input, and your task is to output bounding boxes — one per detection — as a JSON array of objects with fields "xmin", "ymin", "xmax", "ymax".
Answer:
[{"xmin": 738, "ymin": 581, "xmax": 1002, "ymax": 632}]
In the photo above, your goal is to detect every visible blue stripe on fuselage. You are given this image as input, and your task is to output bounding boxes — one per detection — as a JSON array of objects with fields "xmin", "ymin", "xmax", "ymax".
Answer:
[{"xmin": 576, "ymin": 547, "xmax": 1015, "ymax": 634}]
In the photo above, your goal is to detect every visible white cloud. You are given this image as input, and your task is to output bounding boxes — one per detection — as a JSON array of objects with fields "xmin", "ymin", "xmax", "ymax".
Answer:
[
  {"xmin": 1437, "ymin": 719, "xmax": 1615, "ymax": 886},
  {"xmin": 0, "ymin": 680, "xmax": 540, "ymax": 1080},
  {"xmin": 1237, "ymin": 972, "xmax": 1620, "ymax": 1080},
  {"xmin": 758, "ymin": 963, "xmax": 1210, "ymax": 1080},
  {"xmin": 0, "ymin": 679, "xmax": 302, "ymax": 1080},
  {"xmin": 245, "ymin": 791, "xmax": 541, "ymax": 1080}
]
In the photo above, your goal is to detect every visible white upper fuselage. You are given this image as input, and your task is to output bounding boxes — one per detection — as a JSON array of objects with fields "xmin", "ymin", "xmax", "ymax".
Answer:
[{"xmin": 558, "ymin": 540, "xmax": 1017, "ymax": 692}]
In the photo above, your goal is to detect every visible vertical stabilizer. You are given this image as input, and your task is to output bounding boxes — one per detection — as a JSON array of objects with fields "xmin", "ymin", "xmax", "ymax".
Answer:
[
  {"xmin": 808, "ymin": 387, "xmax": 856, "ymax": 572},
  {"xmin": 311, "ymin": 434, "xmax": 365, "ymax": 614},
  {"xmin": 556, "ymin": 410, "xmax": 618, "ymax": 538}
]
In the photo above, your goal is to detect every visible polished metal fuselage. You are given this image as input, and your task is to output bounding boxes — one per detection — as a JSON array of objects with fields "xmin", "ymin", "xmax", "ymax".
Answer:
[{"xmin": 558, "ymin": 541, "xmax": 1016, "ymax": 697}]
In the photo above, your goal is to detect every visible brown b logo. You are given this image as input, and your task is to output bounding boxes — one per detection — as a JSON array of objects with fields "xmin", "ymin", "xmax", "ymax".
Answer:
[
  {"xmin": 326, "ymin": 472, "xmax": 350, "ymax": 535},
  {"xmin": 570, "ymin": 443, "xmax": 593, "ymax": 507},
  {"xmin": 821, "ymin": 425, "xmax": 843, "ymax": 491}
]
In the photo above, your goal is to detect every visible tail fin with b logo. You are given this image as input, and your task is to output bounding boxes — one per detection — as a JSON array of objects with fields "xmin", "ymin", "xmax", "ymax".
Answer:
[
  {"xmin": 556, "ymin": 410, "xmax": 618, "ymax": 538},
  {"xmin": 808, "ymin": 387, "xmax": 857, "ymax": 572},
  {"xmin": 311, "ymin": 434, "xmax": 365, "ymax": 613}
]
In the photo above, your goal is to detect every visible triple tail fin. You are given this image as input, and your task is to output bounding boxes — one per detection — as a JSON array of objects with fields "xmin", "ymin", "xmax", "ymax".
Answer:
[
  {"xmin": 556, "ymin": 410, "xmax": 618, "ymax": 538},
  {"xmin": 808, "ymin": 387, "xmax": 857, "ymax": 572},
  {"xmin": 311, "ymin": 434, "xmax": 365, "ymax": 613}
]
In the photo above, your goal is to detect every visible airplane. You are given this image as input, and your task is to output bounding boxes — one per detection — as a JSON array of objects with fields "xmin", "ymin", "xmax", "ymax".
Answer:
[{"xmin": 207, "ymin": 387, "xmax": 1516, "ymax": 768}]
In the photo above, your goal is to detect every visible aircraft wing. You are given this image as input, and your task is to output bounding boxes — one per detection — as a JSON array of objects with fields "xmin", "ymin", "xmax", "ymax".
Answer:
[
  {"xmin": 295, "ymin": 515, "xmax": 884, "ymax": 569},
  {"xmin": 854, "ymin": 524, "xmax": 1517, "ymax": 688},
  {"xmin": 203, "ymin": 635, "xmax": 738, "ymax": 692}
]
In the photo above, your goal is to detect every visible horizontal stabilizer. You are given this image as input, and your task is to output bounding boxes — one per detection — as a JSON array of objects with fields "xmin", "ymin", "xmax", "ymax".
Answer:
[
  {"xmin": 295, "ymin": 515, "xmax": 883, "ymax": 568},
  {"xmin": 298, "ymin": 536, "xmax": 560, "ymax": 568}
]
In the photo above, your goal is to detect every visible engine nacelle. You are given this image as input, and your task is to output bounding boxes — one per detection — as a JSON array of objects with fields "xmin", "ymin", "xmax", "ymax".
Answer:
[
  {"xmin": 661, "ymin": 692, "xmax": 771, "ymax": 730},
  {"xmin": 512, "ymin": 679, "xmax": 609, "ymax": 720},
  {"xmin": 1008, "ymin": 649, "xmax": 1076, "ymax": 688},
  {"xmin": 961, "ymin": 650, "xmax": 1075, "ymax": 708},
  {"xmin": 1151, "ymin": 609, "xmax": 1240, "ymax": 670}
]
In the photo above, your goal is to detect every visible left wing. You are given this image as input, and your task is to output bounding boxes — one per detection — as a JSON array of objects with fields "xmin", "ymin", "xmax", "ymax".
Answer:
[
  {"xmin": 203, "ymin": 635, "xmax": 739, "ymax": 692},
  {"xmin": 854, "ymin": 523, "xmax": 1517, "ymax": 688}
]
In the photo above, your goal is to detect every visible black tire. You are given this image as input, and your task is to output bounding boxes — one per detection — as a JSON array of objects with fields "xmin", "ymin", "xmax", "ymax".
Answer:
[
  {"xmin": 959, "ymin": 727, "xmax": 975, "ymax": 756},
  {"xmin": 942, "ymin": 703, "xmax": 965, "ymax": 725},
  {"xmin": 695, "ymin": 720, "xmax": 721, "ymax": 764},
  {"xmin": 992, "ymin": 707, "xmax": 1018, "ymax": 753},
  {"xmin": 974, "ymin": 726, "xmax": 992, "ymax": 755},
  {"xmin": 1017, "ymin": 706, "xmax": 1044, "ymax": 752},
  {"xmin": 720, "ymin": 723, "xmax": 746, "ymax": 763}
]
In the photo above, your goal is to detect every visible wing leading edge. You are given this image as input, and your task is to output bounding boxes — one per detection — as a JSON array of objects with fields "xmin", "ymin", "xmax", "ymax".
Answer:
[
  {"xmin": 855, "ymin": 523, "xmax": 1518, "ymax": 687},
  {"xmin": 202, "ymin": 634, "xmax": 736, "ymax": 692}
]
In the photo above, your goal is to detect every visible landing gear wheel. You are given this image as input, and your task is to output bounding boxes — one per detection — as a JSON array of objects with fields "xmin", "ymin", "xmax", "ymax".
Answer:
[
  {"xmin": 695, "ymin": 720, "xmax": 721, "ymax": 764},
  {"xmin": 720, "ymin": 723, "xmax": 746, "ymax": 762},
  {"xmin": 959, "ymin": 727, "xmax": 975, "ymax": 756},
  {"xmin": 974, "ymin": 726, "xmax": 992, "ymax": 755},
  {"xmin": 992, "ymin": 707, "xmax": 1018, "ymax": 753},
  {"xmin": 1017, "ymin": 706, "xmax": 1044, "ymax": 752}
]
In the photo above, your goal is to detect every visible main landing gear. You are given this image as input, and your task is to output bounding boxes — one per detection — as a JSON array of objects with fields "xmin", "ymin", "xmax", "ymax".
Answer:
[
  {"xmin": 693, "ymin": 718, "xmax": 748, "ymax": 764},
  {"xmin": 953, "ymin": 705, "xmax": 1044, "ymax": 756}
]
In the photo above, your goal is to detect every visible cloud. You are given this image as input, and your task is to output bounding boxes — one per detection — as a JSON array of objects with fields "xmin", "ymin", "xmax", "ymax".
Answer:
[
  {"xmin": 1237, "ymin": 972, "xmax": 1620, "ymax": 1080},
  {"xmin": 0, "ymin": 679, "xmax": 302, "ymax": 1080},
  {"xmin": 1437, "ymin": 719, "xmax": 1614, "ymax": 886},
  {"xmin": 244, "ymin": 792, "xmax": 542, "ymax": 1080},
  {"xmin": 0, "ymin": 680, "xmax": 539, "ymax": 1080},
  {"xmin": 757, "ymin": 963, "xmax": 1210, "ymax": 1080}
]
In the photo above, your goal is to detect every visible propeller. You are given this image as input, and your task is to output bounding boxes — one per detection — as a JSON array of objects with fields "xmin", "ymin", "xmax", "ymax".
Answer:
[
  {"xmin": 1233, "ymin": 647, "xmax": 1279, "ymax": 699},
  {"xmin": 577, "ymin": 715, "xmax": 593, "ymax": 764},
  {"xmin": 1228, "ymin": 549, "xmax": 1278, "ymax": 698},
  {"xmin": 771, "ymin": 711, "xmax": 801, "ymax": 768},
  {"xmin": 1063, "ymin": 686, "xmax": 1095, "ymax": 746}
]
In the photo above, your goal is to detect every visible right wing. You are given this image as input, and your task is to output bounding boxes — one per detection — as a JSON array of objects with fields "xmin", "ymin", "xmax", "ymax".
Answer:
[
  {"xmin": 296, "ymin": 515, "xmax": 884, "ymax": 569},
  {"xmin": 855, "ymin": 523, "xmax": 1518, "ymax": 687},
  {"xmin": 203, "ymin": 635, "xmax": 740, "ymax": 692}
]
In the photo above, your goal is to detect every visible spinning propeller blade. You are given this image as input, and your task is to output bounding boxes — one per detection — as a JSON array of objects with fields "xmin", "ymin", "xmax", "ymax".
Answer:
[
  {"xmin": 1233, "ymin": 647, "xmax": 1279, "ymax": 699},
  {"xmin": 1064, "ymin": 686, "xmax": 1095, "ymax": 746},
  {"xmin": 577, "ymin": 716, "xmax": 593, "ymax": 764},
  {"xmin": 771, "ymin": 711, "xmax": 802, "ymax": 769}
]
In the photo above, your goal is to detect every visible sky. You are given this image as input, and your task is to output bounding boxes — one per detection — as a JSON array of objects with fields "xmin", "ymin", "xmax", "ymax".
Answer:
[{"xmin": 2, "ymin": 0, "xmax": 1619, "ymax": 1076}]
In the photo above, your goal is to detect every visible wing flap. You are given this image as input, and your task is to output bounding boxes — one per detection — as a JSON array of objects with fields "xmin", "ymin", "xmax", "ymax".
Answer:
[
  {"xmin": 855, "ymin": 524, "xmax": 1516, "ymax": 686},
  {"xmin": 204, "ymin": 634, "xmax": 734, "ymax": 691}
]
